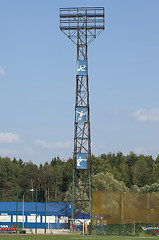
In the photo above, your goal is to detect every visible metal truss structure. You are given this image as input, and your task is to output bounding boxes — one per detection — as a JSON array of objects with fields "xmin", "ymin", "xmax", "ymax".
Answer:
[{"xmin": 60, "ymin": 7, "xmax": 105, "ymax": 226}]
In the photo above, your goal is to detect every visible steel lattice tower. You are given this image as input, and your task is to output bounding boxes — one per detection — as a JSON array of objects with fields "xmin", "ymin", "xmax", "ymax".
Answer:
[{"xmin": 60, "ymin": 7, "xmax": 105, "ymax": 225}]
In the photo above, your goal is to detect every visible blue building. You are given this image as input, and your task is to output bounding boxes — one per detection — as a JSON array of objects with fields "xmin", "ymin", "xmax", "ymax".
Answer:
[{"xmin": 0, "ymin": 202, "xmax": 72, "ymax": 229}]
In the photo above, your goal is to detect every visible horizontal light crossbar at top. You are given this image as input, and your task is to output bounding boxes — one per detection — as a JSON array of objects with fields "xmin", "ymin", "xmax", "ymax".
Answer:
[
  {"xmin": 60, "ymin": 7, "xmax": 104, "ymax": 19},
  {"xmin": 60, "ymin": 7, "xmax": 105, "ymax": 31},
  {"xmin": 60, "ymin": 13, "xmax": 104, "ymax": 18},
  {"xmin": 60, "ymin": 7, "xmax": 104, "ymax": 11},
  {"xmin": 60, "ymin": 26, "xmax": 104, "ymax": 30}
]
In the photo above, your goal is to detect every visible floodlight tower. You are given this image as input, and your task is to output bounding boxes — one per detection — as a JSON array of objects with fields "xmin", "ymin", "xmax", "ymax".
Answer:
[{"xmin": 60, "ymin": 7, "xmax": 105, "ymax": 223}]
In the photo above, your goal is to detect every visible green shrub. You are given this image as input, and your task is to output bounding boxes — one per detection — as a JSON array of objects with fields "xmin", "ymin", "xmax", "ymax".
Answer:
[{"xmin": 19, "ymin": 229, "xmax": 26, "ymax": 234}]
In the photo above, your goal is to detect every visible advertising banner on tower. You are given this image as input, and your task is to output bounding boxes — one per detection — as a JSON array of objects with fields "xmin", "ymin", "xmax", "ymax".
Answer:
[
  {"xmin": 76, "ymin": 107, "xmax": 87, "ymax": 123},
  {"xmin": 76, "ymin": 60, "xmax": 88, "ymax": 75},
  {"xmin": 77, "ymin": 153, "xmax": 87, "ymax": 169}
]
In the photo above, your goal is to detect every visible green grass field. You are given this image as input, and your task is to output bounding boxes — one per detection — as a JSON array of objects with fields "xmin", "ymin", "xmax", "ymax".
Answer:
[{"xmin": 0, "ymin": 235, "xmax": 158, "ymax": 240}]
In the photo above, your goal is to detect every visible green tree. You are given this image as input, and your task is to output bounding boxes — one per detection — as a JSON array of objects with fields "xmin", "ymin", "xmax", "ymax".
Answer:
[
  {"xmin": 92, "ymin": 172, "xmax": 129, "ymax": 192},
  {"xmin": 61, "ymin": 158, "xmax": 73, "ymax": 193},
  {"xmin": 19, "ymin": 161, "xmax": 39, "ymax": 193},
  {"xmin": 132, "ymin": 156, "xmax": 149, "ymax": 187}
]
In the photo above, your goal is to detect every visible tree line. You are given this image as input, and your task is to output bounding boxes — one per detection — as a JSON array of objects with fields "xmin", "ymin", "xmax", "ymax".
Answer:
[{"xmin": 0, "ymin": 152, "xmax": 159, "ymax": 202}]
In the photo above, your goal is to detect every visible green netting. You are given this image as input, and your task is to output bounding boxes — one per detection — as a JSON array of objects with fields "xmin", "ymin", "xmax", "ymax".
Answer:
[{"xmin": 93, "ymin": 192, "xmax": 159, "ymax": 224}]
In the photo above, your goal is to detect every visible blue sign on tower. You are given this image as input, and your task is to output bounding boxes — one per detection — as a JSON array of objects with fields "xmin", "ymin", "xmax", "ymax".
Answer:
[
  {"xmin": 76, "ymin": 107, "xmax": 87, "ymax": 123},
  {"xmin": 77, "ymin": 60, "xmax": 88, "ymax": 75},
  {"xmin": 77, "ymin": 153, "xmax": 87, "ymax": 169}
]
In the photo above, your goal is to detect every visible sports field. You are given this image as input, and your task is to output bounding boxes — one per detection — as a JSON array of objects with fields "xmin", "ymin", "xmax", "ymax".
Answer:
[{"xmin": 0, "ymin": 235, "xmax": 158, "ymax": 240}]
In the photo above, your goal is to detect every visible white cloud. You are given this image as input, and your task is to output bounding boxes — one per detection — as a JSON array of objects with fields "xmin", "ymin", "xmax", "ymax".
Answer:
[
  {"xmin": 133, "ymin": 107, "xmax": 159, "ymax": 122},
  {"xmin": 35, "ymin": 139, "xmax": 73, "ymax": 149},
  {"xmin": 0, "ymin": 132, "xmax": 21, "ymax": 144},
  {"xmin": 0, "ymin": 67, "xmax": 5, "ymax": 76}
]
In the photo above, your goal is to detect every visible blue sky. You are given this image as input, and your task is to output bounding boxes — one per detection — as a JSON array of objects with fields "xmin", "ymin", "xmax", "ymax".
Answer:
[{"xmin": 0, "ymin": 0, "xmax": 159, "ymax": 165}]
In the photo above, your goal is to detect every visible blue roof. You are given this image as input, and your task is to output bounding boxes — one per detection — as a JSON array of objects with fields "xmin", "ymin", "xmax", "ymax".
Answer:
[{"xmin": 0, "ymin": 202, "xmax": 72, "ymax": 216}]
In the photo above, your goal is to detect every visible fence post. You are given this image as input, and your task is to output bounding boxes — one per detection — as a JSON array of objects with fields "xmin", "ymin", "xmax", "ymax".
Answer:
[
  {"xmin": 134, "ymin": 221, "xmax": 135, "ymax": 235},
  {"xmin": 16, "ymin": 191, "xmax": 18, "ymax": 228},
  {"xmin": 147, "ymin": 193, "xmax": 150, "ymax": 223},
  {"xmin": 45, "ymin": 190, "xmax": 47, "ymax": 234},
  {"xmin": 35, "ymin": 189, "xmax": 38, "ymax": 234},
  {"xmin": 111, "ymin": 191, "xmax": 113, "ymax": 216},
  {"xmin": 119, "ymin": 191, "xmax": 123, "ymax": 236}
]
